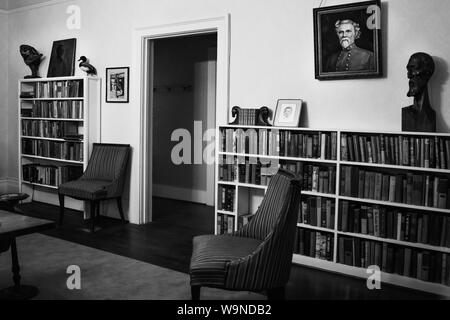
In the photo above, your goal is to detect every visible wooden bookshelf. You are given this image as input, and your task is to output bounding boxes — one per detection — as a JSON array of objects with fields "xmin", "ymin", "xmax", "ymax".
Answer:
[
  {"xmin": 18, "ymin": 76, "xmax": 101, "ymax": 213},
  {"xmin": 216, "ymin": 125, "xmax": 450, "ymax": 297}
]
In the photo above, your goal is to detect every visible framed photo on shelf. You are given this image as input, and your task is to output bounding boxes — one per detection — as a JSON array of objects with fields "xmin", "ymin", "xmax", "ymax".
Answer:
[
  {"xmin": 313, "ymin": 0, "xmax": 382, "ymax": 80},
  {"xmin": 273, "ymin": 99, "xmax": 302, "ymax": 127},
  {"xmin": 106, "ymin": 67, "xmax": 129, "ymax": 103},
  {"xmin": 47, "ymin": 38, "xmax": 77, "ymax": 78}
]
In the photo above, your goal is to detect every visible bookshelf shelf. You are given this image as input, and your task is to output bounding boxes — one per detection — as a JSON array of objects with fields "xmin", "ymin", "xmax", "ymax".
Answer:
[
  {"xmin": 21, "ymin": 117, "xmax": 84, "ymax": 122},
  {"xmin": 292, "ymin": 254, "xmax": 450, "ymax": 297},
  {"xmin": 22, "ymin": 181, "xmax": 59, "ymax": 190},
  {"xmin": 216, "ymin": 125, "xmax": 450, "ymax": 296},
  {"xmin": 21, "ymin": 98, "xmax": 84, "ymax": 101},
  {"xmin": 339, "ymin": 196, "xmax": 450, "ymax": 214},
  {"xmin": 340, "ymin": 161, "xmax": 450, "ymax": 174},
  {"xmin": 22, "ymin": 155, "xmax": 84, "ymax": 165},
  {"xmin": 302, "ymin": 191, "xmax": 337, "ymax": 199},
  {"xmin": 298, "ymin": 223, "xmax": 335, "ymax": 234},
  {"xmin": 218, "ymin": 181, "xmax": 268, "ymax": 191},
  {"xmin": 19, "ymin": 77, "xmax": 101, "ymax": 213},
  {"xmin": 21, "ymin": 136, "xmax": 84, "ymax": 143},
  {"xmin": 337, "ymin": 231, "xmax": 450, "ymax": 254},
  {"xmin": 219, "ymin": 152, "xmax": 337, "ymax": 164}
]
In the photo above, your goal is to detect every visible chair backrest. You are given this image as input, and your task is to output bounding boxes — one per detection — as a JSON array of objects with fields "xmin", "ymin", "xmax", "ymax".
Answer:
[
  {"xmin": 83, "ymin": 144, "xmax": 131, "ymax": 183},
  {"xmin": 226, "ymin": 169, "xmax": 301, "ymax": 290},
  {"xmin": 236, "ymin": 169, "xmax": 300, "ymax": 241}
]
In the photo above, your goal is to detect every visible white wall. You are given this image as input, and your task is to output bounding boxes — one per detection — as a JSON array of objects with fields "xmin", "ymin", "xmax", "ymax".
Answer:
[
  {"xmin": 0, "ymin": 0, "xmax": 7, "ymax": 10},
  {"xmin": 0, "ymin": 11, "xmax": 8, "ymax": 193},
  {"xmin": 5, "ymin": 0, "xmax": 450, "ymax": 222}
]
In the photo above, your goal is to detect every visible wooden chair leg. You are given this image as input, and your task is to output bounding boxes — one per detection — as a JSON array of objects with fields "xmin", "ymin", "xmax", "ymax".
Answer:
[
  {"xmin": 191, "ymin": 286, "xmax": 201, "ymax": 300},
  {"xmin": 116, "ymin": 197, "xmax": 126, "ymax": 222},
  {"xmin": 90, "ymin": 201, "xmax": 97, "ymax": 233},
  {"xmin": 58, "ymin": 194, "xmax": 65, "ymax": 226},
  {"xmin": 267, "ymin": 287, "xmax": 285, "ymax": 300}
]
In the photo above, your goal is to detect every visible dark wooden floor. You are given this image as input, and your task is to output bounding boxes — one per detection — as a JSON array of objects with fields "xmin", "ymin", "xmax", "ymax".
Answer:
[{"xmin": 13, "ymin": 198, "xmax": 441, "ymax": 300}]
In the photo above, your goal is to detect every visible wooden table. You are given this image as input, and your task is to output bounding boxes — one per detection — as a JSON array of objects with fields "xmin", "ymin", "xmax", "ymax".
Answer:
[{"xmin": 0, "ymin": 211, "xmax": 55, "ymax": 300}]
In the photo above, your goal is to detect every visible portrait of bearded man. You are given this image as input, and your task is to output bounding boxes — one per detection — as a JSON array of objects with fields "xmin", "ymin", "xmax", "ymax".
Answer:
[{"xmin": 325, "ymin": 19, "xmax": 375, "ymax": 72}]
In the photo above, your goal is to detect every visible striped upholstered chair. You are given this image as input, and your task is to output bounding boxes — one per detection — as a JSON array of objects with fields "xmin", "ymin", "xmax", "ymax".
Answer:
[
  {"xmin": 189, "ymin": 169, "xmax": 301, "ymax": 300},
  {"xmin": 58, "ymin": 143, "xmax": 131, "ymax": 232}
]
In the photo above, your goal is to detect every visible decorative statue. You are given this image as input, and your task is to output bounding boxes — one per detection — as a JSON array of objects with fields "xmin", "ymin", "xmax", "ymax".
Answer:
[
  {"xmin": 402, "ymin": 52, "xmax": 436, "ymax": 132},
  {"xmin": 19, "ymin": 45, "xmax": 44, "ymax": 79},
  {"xmin": 78, "ymin": 56, "xmax": 97, "ymax": 76}
]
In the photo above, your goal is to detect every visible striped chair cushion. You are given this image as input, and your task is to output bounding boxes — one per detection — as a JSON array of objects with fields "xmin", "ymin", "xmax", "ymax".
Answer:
[
  {"xmin": 190, "ymin": 235, "xmax": 263, "ymax": 287},
  {"xmin": 58, "ymin": 179, "xmax": 110, "ymax": 200}
]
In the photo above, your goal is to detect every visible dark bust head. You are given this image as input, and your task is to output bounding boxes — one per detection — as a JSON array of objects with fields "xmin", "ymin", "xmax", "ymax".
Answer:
[{"xmin": 407, "ymin": 52, "xmax": 435, "ymax": 98}]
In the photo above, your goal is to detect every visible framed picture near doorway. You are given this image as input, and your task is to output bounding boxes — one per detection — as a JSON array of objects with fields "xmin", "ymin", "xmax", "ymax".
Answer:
[{"xmin": 106, "ymin": 67, "xmax": 130, "ymax": 103}]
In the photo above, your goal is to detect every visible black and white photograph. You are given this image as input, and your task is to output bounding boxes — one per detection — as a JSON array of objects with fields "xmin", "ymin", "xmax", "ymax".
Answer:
[
  {"xmin": 274, "ymin": 99, "xmax": 303, "ymax": 127},
  {"xmin": 106, "ymin": 67, "xmax": 129, "ymax": 103},
  {"xmin": 1, "ymin": 0, "xmax": 450, "ymax": 310},
  {"xmin": 314, "ymin": 0, "xmax": 382, "ymax": 80}
]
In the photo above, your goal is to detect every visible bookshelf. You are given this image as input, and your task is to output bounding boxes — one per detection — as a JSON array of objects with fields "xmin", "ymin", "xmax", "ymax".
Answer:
[
  {"xmin": 18, "ymin": 76, "xmax": 101, "ymax": 213},
  {"xmin": 216, "ymin": 125, "xmax": 450, "ymax": 297}
]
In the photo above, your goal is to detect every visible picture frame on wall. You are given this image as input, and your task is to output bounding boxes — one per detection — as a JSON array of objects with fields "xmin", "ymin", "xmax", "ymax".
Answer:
[
  {"xmin": 106, "ymin": 67, "xmax": 130, "ymax": 103},
  {"xmin": 313, "ymin": 0, "xmax": 382, "ymax": 80},
  {"xmin": 47, "ymin": 38, "xmax": 77, "ymax": 78},
  {"xmin": 273, "ymin": 99, "xmax": 303, "ymax": 127}
]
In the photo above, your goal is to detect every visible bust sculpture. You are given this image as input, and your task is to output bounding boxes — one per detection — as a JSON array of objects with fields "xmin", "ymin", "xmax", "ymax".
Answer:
[
  {"xmin": 402, "ymin": 52, "xmax": 436, "ymax": 132},
  {"xmin": 19, "ymin": 45, "xmax": 44, "ymax": 79}
]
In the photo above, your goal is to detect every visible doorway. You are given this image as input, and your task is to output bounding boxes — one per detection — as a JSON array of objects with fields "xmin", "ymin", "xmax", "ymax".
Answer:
[
  {"xmin": 151, "ymin": 34, "xmax": 217, "ymax": 228},
  {"xmin": 132, "ymin": 16, "xmax": 230, "ymax": 225}
]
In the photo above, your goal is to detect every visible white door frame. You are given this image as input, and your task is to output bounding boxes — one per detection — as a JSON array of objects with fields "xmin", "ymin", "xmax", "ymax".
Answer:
[{"xmin": 131, "ymin": 15, "xmax": 230, "ymax": 224}]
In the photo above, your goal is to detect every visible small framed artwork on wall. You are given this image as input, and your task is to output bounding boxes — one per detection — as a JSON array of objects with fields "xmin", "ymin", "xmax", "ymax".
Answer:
[
  {"xmin": 313, "ymin": 0, "xmax": 382, "ymax": 80},
  {"xmin": 274, "ymin": 99, "xmax": 303, "ymax": 127},
  {"xmin": 106, "ymin": 67, "xmax": 130, "ymax": 103}
]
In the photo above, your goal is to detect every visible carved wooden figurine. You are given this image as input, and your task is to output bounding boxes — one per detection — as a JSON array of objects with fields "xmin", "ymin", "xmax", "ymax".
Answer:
[{"xmin": 20, "ymin": 45, "xmax": 44, "ymax": 79}]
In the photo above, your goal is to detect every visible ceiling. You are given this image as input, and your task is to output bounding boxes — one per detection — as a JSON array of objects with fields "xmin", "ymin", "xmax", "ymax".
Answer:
[{"xmin": 0, "ymin": 0, "xmax": 64, "ymax": 11}]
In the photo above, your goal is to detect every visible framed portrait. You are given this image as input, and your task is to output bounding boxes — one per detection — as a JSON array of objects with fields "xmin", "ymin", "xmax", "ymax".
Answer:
[
  {"xmin": 47, "ymin": 38, "xmax": 77, "ymax": 78},
  {"xmin": 313, "ymin": 0, "xmax": 382, "ymax": 80},
  {"xmin": 274, "ymin": 99, "xmax": 303, "ymax": 127},
  {"xmin": 106, "ymin": 67, "xmax": 130, "ymax": 103}
]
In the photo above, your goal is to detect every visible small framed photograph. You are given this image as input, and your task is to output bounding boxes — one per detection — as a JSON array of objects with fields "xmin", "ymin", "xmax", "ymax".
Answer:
[
  {"xmin": 274, "ymin": 99, "xmax": 303, "ymax": 127},
  {"xmin": 313, "ymin": 0, "xmax": 382, "ymax": 80},
  {"xmin": 106, "ymin": 67, "xmax": 130, "ymax": 103}
]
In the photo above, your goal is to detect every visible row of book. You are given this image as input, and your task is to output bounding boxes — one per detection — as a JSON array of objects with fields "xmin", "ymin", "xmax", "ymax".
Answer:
[
  {"xmin": 339, "ymin": 237, "xmax": 450, "ymax": 285},
  {"xmin": 299, "ymin": 196, "xmax": 336, "ymax": 229},
  {"xmin": 22, "ymin": 120, "xmax": 82, "ymax": 140},
  {"xmin": 339, "ymin": 201, "xmax": 450, "ymax": 248},
  {"xmin": 282, "ymin": 162, "xmax": 337, "ymax": 195},
  {"xmin": 218, "ymin": 186, "xmax": 235, "ymax": 212},
  {"xmin": 22, "ymin": 140, "xmax": 84, "ymax": 162},
  {"xmin": 341, "ymin": 133, "xmax": 450, "ymax": 170},
  {"xmin": 219, "ymin": 160, "xmax": 267, "ymax": 186},
  {"xmin": 221, "ymin": 128, "xmax": 338, "ymax": 160},
  {"xmin": 20, "ymin": 80, "xmax": 84, "ymax": 99},
  {"xmin": 233, "ymin": 109, "xmax": 261, "ymax": 126},
  {"xmin": 218, "ymin": 159, "xmax": 337, "ymax": 196},
  {"xmin": 294, "ymin": 229, "xmax": 334, "ymax": 262},
  {"xmin": 22, "ymin": 164, "xmax": 83, "ymax": 187},
  {"xmin": 340, "ymin": 166, "xmax": 450, "ymax": 209},
  {"xmin": 22, "ymin": 101, "xmax": 84, "ymax": 119},
  {"xmin": 217, "ymin": 214, "xmax": 235, "ymax": 235}
]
